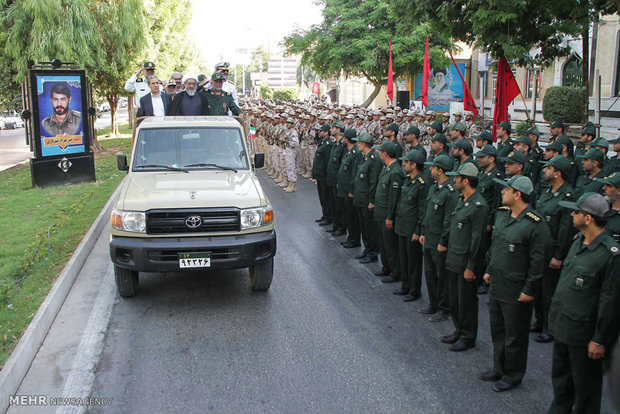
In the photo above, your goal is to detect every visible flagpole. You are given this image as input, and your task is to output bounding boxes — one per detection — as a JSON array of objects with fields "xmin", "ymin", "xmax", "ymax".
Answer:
[{"xmin": 518, "ymin": 92, "xmax": 531, "ymax": 123}]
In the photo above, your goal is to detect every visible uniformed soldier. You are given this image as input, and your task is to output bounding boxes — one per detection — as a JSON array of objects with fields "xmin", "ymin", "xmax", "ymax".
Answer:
[
  {"xmin": 371, "ymin": 140, "xmax": 405, "ymax": 282},
  {"xmin": 474, "ymin": 130, "xmax": 494, "ymax": 154},
  {"xmin": 607, "ymin": 137, "xmax": 620, "ymax": 172},
  {"xmin": 548, "ymin": 120, "xmax": 565, "ymax": 143},
  {"xmin": 41, "ymin": 82, "xmax": 82, "ymax": 136},
  {"xmin": 532, "ymin": 156, "xmax": 575, "ymax": 343},
  {"xmin": 575, "ymin": 148, "xmax": 606, "ymax": 198},
  {"xmin": 575, "ymin": 124, "xmax": 597, "ymax": 166},
  {"xmin": 448, "ymin": 138, "xmax": 477, "ymax": 172},
  {"xmin": 449, "ymin": 122, "xmax": 468, "ymax": 147},
  {"xmin": 393, "ymin": 150, "xmax": 428, "ymax": 301},
  {"xmin": 548, "ymin": 193, "xmax": 620, "ymax": 413},
  {"xmin": 500, "ymin": 150, "xmax": 527, "ymax": 179},
  {"xmin": 204, "ymin": 61, "xmax": 239, "ymax": 106},
  {"xmin": 481, "ymin": 176, "xmax": 551, "ymax": 392},
  {"xmin": 514, "ymin": 135, "xmax": 540, "ymax": 186},
  {"xmin": 352, "ymin": 132, "xmax": 382, "ymax": 263},
  {"xmin": 203, "ymin": 72, "xmax": 242, "ymax": 116},
  {"xmin": 404, "ymin": 125, "xmax": 427, "ymax": 161},
  {"xmin": 442, "ymin": 113, "xmax": 452, "ymax": 138},
  {"xmin": 283, "ymin": 117, "xmax": 299, "ymax": 192},
  {"xmin": 384, "ymin": 123, "xmax": 403, "ymax": 159},
  {"xmin": 426, "ymin": 121, "xmax": 443, "ymax": 141},
  {"xmin": 313, "ymin": 124, "xmax": 333, "ymax": 226},
  {"xmin": 338, "ymin": 128, "xmax": 361, "ymax": 247},
  {"xmin": 464, "ymin": 110, "xmax": 481, "ymax": 143},
  {"xmin": 124, "ymin": 61, "xmax": 157, "ymax": 109},
  {"xmin": 525, "ymin": 126, "xmax": 544, "ymax": 163},
  {"xmin": 326, "ymin": 121, "xmax": 347, "ymax": 235},
  {"xmin": 441, "ymin": 163, "xmax": 489, "ymax": 352},
  {"xmin": 496, "ymin": 121, "xmax": 515, "ymax": 174},
  {"xmin": 420, "ymin": 155, "xmax": 458, "ymax": 321},
  {"xmin": 599, "ymin": 172, "xmax": 620, "ymax": 244}
]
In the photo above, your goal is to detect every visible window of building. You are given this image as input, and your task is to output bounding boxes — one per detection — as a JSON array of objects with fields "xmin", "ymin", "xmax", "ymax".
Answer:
[
  {"xmin": 492, "ymin": 70, "xmax": 517, "ymax": 99},
  {"xmin": 562, "ymin": 54, "xmax": 583, "ymax": 88},
  {"xmin": 526, "ymin": 68, "xmax": 541, "ymax": 99}
]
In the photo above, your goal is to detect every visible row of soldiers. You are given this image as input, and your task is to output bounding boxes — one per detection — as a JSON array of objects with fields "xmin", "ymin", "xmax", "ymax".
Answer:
[{"xmin": 246, "ymin": 99, "xmax": 620, "ymax": 412}]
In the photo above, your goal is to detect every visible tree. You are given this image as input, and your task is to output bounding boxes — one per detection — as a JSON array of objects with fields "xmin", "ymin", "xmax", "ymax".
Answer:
[{"xmin": 282, "ymin": 0, "xmax": 451, "ymax": 107}]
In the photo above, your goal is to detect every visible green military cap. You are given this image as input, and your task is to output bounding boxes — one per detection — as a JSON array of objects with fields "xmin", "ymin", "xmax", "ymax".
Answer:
[
  {"xmin": 591, "ymin": 137, "xmax": 609, "ymax": 149},
  {"xmin": 406, "ymin": 125, "xmax": 420, "ymax": 136},
  {"xmin": 427, "ymin": 121, "xmax": 443, "ymax": 132},
  {"xmin": 541, "ymin": 155, "xmax": 571, "ymax": 175},
  {"xmin": 473, "ymin": 144, "xmax": 497, "ymax": 157},
  {"xmin": 424, "ymin": 154, "xmax": 453, "ymax": 171},
  {"xmin": 525, "ymin": 126, "xmax": 540, "ymax": 136},
  {"xmin": 501, "ymin": 150, "xmax": 526, "ymax": 165},
  {"xmin": 446, "ymin": 162, "xmax": 479, "ymax": 177},
  {"xmin": 451, "ymin": 122, "xmax": 466, "ymax": 132},
  {"xmin": 355, "ymin": 132, "xmax": 374, "ymax": 143},
  {"xmin": 447, "ymin": 138, "xmax": 473, "ymax": 152},
  {"xmin": 497, "ymin": 121, "xmax": 511, "ymax": 133},
  {"xmin": 581, "ymin": 125, "xmax": 596, "ymax": 136},
  {"xmin": 332, "ymin": 120, "xmax": 346, "ymax": 130},
  {"xmin": 215, "ymin": 61, "xmax": 230, "ymax": 70},
  {"xmin": 550, "ymin": 120, "xmax": 564, "ymax": 129},
  {"xmin": 578, "ymin": 147, "xmax": 604, "ymax": 162},
  {"xmin": 545, "ymin": 141, "xmax": 564, "ymax": 153},
  {"xmin": 473, "ymin": 130, "xmax": 493, "ymax": 144},
  {"xmin": 559, "ymin": 192, "xmax": 609, "ymax": 218},
  {"xmin": 320, "ymin": 124, "xmax": 331, "ymax": 131},
  {"xmin": 343, "ymin": 128, "xmax": 357, "ymax": 139},
  {"xmin": 386, "ymin": 122, "xmax": 400, "ymax": 132},
  {"xmin": 609, "ymin": 137, "xmax": 620, "ymax": 144},
  {"xmin": 515, "ymin": 135, "xmax": 532, "ymax": 147},
  {"xmin": 596, "ymin": 172, "xmax": 620, "ymax": 187},
  {"xmin": 431, "ymin": 133, "xmax": 448, "ymax": 145},
  {"xmin": 143, "ymin": 61, "xmax": 156, "ymax": 69},
  {"xmin": 373, "ymin": 140, "xmax": 399, "ymax": 155},
  {"xmin": 211, "ymin": 72, "xmax": 225, "ymax": 81},
  {"xmin": 555, "ymin": 135, "xmax": 573, "ymax": 148},
  {"xmin": 399, "ymin": 149, "xmax": 426, "ymax": 164},
  {"xmin": 492, "ymin": 175, "xmax": 534, "ymax": 196}
]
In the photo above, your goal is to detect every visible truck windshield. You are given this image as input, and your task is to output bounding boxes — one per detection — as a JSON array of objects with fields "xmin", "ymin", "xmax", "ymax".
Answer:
[{"xmin": 133, "ymin": 127, "xmax": 249, "ymax": 171}]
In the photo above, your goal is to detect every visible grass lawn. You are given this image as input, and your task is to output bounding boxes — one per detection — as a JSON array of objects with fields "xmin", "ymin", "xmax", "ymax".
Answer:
[{"xmin": 0, "ymin": 126, "xmax": 132, "ymax": 369}]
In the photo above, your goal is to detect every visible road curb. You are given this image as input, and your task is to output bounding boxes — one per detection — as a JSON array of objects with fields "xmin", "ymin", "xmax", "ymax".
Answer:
[{"xmin": 0, "ymin": 184, "xmax": 121, "ymax": 413}]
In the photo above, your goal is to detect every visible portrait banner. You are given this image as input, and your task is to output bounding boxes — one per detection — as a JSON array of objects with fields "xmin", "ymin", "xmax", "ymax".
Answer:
[{"xmin": 414, "ymin": 63, "xmax": 466, "ymax": 113}]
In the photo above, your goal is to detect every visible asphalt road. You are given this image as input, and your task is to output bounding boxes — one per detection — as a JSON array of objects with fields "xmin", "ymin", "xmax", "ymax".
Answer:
[{"xmin": 7, "ymin": 172, "xmax": 617, "ymax": 414}]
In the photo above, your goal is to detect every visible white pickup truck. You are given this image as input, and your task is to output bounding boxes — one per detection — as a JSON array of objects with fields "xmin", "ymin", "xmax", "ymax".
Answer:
[{"xmin": 1, "ymin": 110, "xmax": 24, "ymax": 129}]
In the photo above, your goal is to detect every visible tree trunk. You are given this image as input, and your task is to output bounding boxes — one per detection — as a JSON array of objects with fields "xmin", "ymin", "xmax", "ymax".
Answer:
[
  {"xmin": 581, "ymin": 26, "xmax": 590, "ymax": 124},
  {"xmin": 362, "ymin": 82, "xmax": 382, "ymax": 108},
  {"xmin": 107, "ymin": 95, "xmax": 119, "ymax": 136}
]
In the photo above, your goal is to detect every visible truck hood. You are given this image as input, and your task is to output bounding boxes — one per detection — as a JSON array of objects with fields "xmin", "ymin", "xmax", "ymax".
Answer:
[{"xmin": 118, "ymin": 170, "xmax": 264, "ymax": 211}]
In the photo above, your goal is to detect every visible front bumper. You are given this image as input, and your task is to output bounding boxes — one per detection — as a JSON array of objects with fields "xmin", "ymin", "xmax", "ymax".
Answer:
[{"xmin": 110, "ymin": 230, "xmax": 276, "ymax": 272}]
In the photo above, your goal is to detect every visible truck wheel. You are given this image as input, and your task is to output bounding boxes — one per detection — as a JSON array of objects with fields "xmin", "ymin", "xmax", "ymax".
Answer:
[
  {"xmin": 114, "ymin": 265, "xmax": 139, "ymax": 297},
  {"xmin": 249, "ymin": 257, "xmax": 273, "ymax": 291}
]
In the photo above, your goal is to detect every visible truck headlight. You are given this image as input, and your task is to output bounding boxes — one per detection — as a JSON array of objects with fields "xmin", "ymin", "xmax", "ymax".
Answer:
[
  {"xmin": 111, "ymin": 210, "xmax": 146, "ymax": 233},
  {"xmin": 240, "ymin": 205, "xmax": 273, "ymax": 230}
]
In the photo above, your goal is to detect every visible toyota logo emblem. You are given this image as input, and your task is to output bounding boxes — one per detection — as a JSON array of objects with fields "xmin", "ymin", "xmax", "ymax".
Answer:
[{"xmin": 185, "ymin": 215, "xmax": 202, "ymax": 229}]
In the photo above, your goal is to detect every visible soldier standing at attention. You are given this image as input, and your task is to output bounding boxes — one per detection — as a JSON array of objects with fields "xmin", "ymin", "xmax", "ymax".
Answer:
[
  {"xmin": 337, "ymin": 128, "xmax": 361, "ymax": 247},
  {"xmin": 282, "ymin": 117, "xmax": 299, "ymax": 193},
  {"xmin": 313, "ymin": 124, "xmax": 333, "ymax": 226},
  {"xmin": 481, "ymin": 176, "xmax": 550, "ymax": 392},
  {"xmin": 599, "ymin": 172, "xmax": 620, "ymax": 243},
  {"xmin": 326, "ymin": 121, "xmax": 347, "ymax": 236},
  {"xmin": 441, "ymin": 163, "xmax": 489, "ymax": 352},
  {"xmin": 371, "ymin": 141, "xmax": 405, "ymax": 283},
  {"xmin": 548, "ymin": 193, "xmax": 619, "ymax": 413},
  {"xmin": 393, "ymin": 150, "xmax": 428, "ymax": 302},
  {"xmin": 203, "ymin": 72, "xmax": 241, "ymax": 116},
  {"xmin": 420, "ymin": 155, "xmax": 458, "ymax": 322},
  {"xmin": 496, "ymin": 121, "xmax": 515, "ymax": 174},
  {"xmin": 575, "ymin": 148, "xmax": 606, "ymax": 198}
]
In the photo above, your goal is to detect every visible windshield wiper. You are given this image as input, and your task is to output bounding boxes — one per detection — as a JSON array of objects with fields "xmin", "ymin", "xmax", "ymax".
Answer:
[
  {"xmin": 184, "ymin": 163, "xmax": 238, "ymax": 173},
  {"xmin": 135, "ymin": 164, "xmax": 189, "ymax": 173}
]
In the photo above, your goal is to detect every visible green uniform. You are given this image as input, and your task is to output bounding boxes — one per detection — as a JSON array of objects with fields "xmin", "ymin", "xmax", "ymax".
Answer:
[
  {"xmin": 451, "ymin": 155, "xmax": 478, "ymax": 173},
  {"xmin": 374, "ymin": 161, "xmax": 405, "ymax": 277},
  {"xmin": 424, "ymin": 149, "xmax": 449, "ymax": 181},
  {"xmin": 487, "ymin": 206, "xmax": 551, "ymax": 385},
  {"xmin": 312, "ymin": 137, "xmax": 333, "ymax": 221},
  {"xmin": 41, "ymin": 109, "xmax": 82, "ymax": 136},
  {"xmin": 327, "ymin": 139, "xmax": 346, "ymax": 231},
  {"xmin": 445, "ymin": 190, "xmax": 489, "ymax": 344},
  {"xmin": 353, "ymin": 150, "xmax": 382, "ymax": 257},
  {"xmin": 421, "ymin": 180, "xmax": 459, "ymax": 312},
  {"xmin": 476, "ymin": 166, "xmax": 505, "ymax": 286},
  {"xmin": 548, "ymin": 232, "xmax": 620, "ymax": 414},
  {"xmin": 338, "ymin": 145, "xmax": 360, "ymax": 244},
  {"xmin": 395, "ymin": 172, "xmax": 428, "ymax": 296},
  {"xmin": 606, "ymin": 208, "xmax": 620, "ymax": 244},
  {"xmin": 203, "ymin": 90, "xmax": 241, "ymax": 115},
  {"xmin": 575, "ymin": 170, "xmax": 605, "ymax": 198},
  {"xmin": 496, "ymin": 138, "xmax": 515, "ymax": 174}
]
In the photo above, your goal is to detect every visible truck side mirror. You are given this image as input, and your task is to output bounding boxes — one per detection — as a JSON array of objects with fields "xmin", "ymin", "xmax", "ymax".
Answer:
[
  {"xmin": 253, "ymin": 152, "xmax": 265, "ymax": 169},
  {"xmin": 117, "ymin": 152, "xmax": 128, "ymax": 172}
]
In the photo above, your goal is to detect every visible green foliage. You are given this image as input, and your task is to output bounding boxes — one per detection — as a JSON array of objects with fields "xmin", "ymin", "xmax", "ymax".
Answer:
[
  {"xmin": 514, "ymin": 122, "xmax": 531, "ymax": 136},
  {"xmin": 272, "ymin": 89, "xmax": 298, "ymax": 101},
  {"xmin": 260, "ymin": 85, "xmax": 272, "ymax": 100},
  {"xmin": 542, "ymin": 87, "xmax": 584, "ymax": 123}
]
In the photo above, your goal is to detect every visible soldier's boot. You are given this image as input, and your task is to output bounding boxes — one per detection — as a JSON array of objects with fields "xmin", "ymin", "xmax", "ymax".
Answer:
[
  {"xmin": 279, "ymin": 178, "xmax": 289, "ymax": 188},
  {"xmin": 303, "ymin": 169, "xmax": 312, "ymax": 178},
  {"xmin": 284, "ymin": 182, "xmax": 297, "ymax": 193},
  {"xmin": 274, "ymin": 172, "xmax": 284, "ymax": 183}
]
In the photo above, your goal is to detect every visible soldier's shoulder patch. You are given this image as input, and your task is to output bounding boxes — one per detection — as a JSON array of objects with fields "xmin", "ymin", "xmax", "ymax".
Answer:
[
  {"xmin": 417, "ymin": 176, "xmax": 425, "ymax": 184},
  {"xmin": 498, "ymin": 206, "xmax": 510, "ymax": 211},
  {"xmin": 526, "ymin": 211, "xmax": 542, "ymax": 222},
  {"xmin": 392, "ymin": 181, "xmax": 400, "ymax": 188},
  {"xmin": 475, "ymin": 201, "xmax": 482, "ymax": 207},
  {"xmin": 446, "ymin": 183, "xmax": 455, "ymax": 192},
  {"xmin": 370, "ymin": 154, "xmax": 375, "ymax": 159},
  {"xmin": 601, "ymin": 237, "xmax": 620, "ymax": 256}
]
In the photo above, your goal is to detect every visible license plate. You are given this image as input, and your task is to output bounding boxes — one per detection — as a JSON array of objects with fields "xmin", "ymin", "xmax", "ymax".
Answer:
[{"xmin": 178, "ymin": 252, "xmax": 211, "ymax": 268}]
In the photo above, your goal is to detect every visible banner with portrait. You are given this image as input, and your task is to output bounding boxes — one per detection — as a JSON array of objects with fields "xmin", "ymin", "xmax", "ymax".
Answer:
[{"xmin": 413, "ymin": 63, "xmax": 466, "ymax": 112}]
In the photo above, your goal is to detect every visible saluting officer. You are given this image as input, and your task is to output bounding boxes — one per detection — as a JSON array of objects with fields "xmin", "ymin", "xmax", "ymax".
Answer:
[
  {"xmin": 481, "ymin": 176, "xmax": 550, "ymax": 392},
  {"xmin": 548, "ymin": 193, "xmax": 620, "ymax": 414}
]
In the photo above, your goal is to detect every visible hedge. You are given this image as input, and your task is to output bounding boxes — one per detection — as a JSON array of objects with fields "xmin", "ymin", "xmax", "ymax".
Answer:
[{"xmin": 542, "ymin": 86, "xmax": 584, "ymax": 124}]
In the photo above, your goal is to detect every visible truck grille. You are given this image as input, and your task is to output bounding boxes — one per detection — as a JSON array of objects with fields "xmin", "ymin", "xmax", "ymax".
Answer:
[{"xmin": 146, "ymin": 208, "xmax": 240, "ymax": 234}]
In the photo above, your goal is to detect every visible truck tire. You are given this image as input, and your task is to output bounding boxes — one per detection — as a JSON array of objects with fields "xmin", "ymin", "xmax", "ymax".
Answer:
[
  {"xmin": 249, "ymin": 257, "xmax": 273, "ymax": 291},
  {"xmin": 114, "ymin": 265, "xmax": 139, "ymax": 297}
]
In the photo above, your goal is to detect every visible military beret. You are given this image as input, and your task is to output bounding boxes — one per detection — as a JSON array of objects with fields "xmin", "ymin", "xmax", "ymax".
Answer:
[
  {"xmin": 446, "ymin": 163, "xmax": 479, "ymax": 178},
  {"xmin": 493, "ymin": 175, "xmax": 534, "ymax": 196}
]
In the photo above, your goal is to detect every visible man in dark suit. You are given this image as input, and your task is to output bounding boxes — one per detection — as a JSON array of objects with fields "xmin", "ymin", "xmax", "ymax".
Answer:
[
  {"xmin": 137, "ymin": 76, "xmax": 172, "ymax": 120},
  {"xmin": 167, "ymin": 73, "xmax": 209, "ymax": 116}
]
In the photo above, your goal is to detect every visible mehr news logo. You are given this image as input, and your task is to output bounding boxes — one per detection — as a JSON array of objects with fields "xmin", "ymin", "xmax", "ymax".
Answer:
[{"xmin": 9, "ymin": 395, "xmax": 113, "ymax": 407}]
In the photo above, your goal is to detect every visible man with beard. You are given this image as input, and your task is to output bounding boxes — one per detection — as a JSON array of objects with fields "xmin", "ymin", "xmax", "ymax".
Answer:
[
  {"xmin": 167, "ymin": 73, "xmax": 209, "ymax": 116},
  {"xmin": 42, "ymin": 83, "xmax": 82, "ymax": 136},
  {"xmin": 203, "ymin": 72, "xmax": 241, "ymax": 116}
]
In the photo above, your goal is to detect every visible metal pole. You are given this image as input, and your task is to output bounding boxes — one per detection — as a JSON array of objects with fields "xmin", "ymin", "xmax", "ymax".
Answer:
[
  {"xmin": 479, "ymin": 74, "xmax": 485, "ymax": 119},
  {"xmin": 531, "ymin": 72, "xmax": 538, "ymax": 124},
  {"xmin": 595, "ymin": 69, "xmax": 601, "ymax": 135}
]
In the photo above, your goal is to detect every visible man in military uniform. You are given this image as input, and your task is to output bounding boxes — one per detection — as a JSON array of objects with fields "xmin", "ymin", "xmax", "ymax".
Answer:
[
  {"xmin": 338, "ymin": 128, "xmax": 361, "ymax": 247},
  {"xmin": 282, "ymin": 117, "xmax": 299, "ymax": 192},
  {"xmin": 420, "ymin": 155, "xmax": 458, "ymax": 322},
  {"xmin": 426, "ymin": 121, "xmax": 443, "ymax": 141},
  {"xmin": 548, "ymin": 120, "xmax": 565, "ymax": 144},
  {"xmin": 599, "ymin": 172, "xmax": 620, "ymax": 244},
  {"xmin": 442, "ymin": 113, "xmax": 452, "ymax": 138},
  {"xmin": 42, "ymin": 82, "xmax": 82, "ymax": 136},
  {"xmin": 384, "ymin": 123, "xmax": 403, "ymax": 159},
  {"xmin": 548, "ymin": 193, "xmax": 620, "ymax": 413},
  {"xmin": 367, "ymin": 111, "xmax": 381, "ymax": 142},
  {"xmin": 530, "ymin": 156, "xmax": 575, "ymax": 343},
  {"xmin": 313, "ymin": 124, "xmax": 333, "ymax": 225},
  {"xmin": 371, "ymin": 140, "xmax": 405, "ymax": 282},
  {"xmin": 514, "ymin": 136, "xmax": 540, "ymax": 186},
  {"xmin": 474, "ymin": 130, "xmax": 494, "ymax": 154},
  {"xmin": 501, "ymin": 150, "xmax": 527, "ymax": 179},
  {"xmin": 326, "ymin": 121, "xmax": 347, "ymax": 235},
  {"xmin": 352, "ymin": 132, "xmax": 382, "ymax": 263},
  {"xmin": 203, "ymin": 72, "xmax": 241, "ymax": 116},
  {"xmin": 496, "ymin": 121, "xmax": 515, "ymax": 174},
  {"xmin": 464, "ymin": 110, "xmax": 481, "ymax": 143},
  {"xmin": 441, "ymin": 163, "xmax": 489, "ymax": 352},
  {"xmin": 404, "ymin": 126, "xmax": 427, "ymax": 160},
  {"xmin": 124, "ymin": 61, "xmax": 157, "ymax": 109},
  {"xmin": 203, "ymin": 61, "xmax": 239, "ymax": 106},
  {"xmin": 448, "ymin": 138, "xmax": 477, "ymax": 172},
  {"xmin": 481, "ymin": 176, "xmax": 550, "ymax": 392},
  {"xmin": 525, "ymin": 126, "xmax": 544, "ymax": 163},
  {"xmin": 393, "ymin": 150, "xmax": 428, "ymax": 301},
  {"xmin": 575, "ymin": 148, "xmax": 606, "ymax": 198}
]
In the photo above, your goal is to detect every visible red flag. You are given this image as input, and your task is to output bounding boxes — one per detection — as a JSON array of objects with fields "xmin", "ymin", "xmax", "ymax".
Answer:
[
  {"xmin": 311, "ymin": 82, "xmax": 320, "ymax": 94},
  {"xmin": 492, "ymin": 57, "xmax": 521, "ymax": 141},
  {"xmin": 387, "ymin": 41, "xmax": 394, "ymax": 102},
  {"xmin": 448, "ymin": 50, "xmax": 478, "ymax": 120},
  {"xmin": 421, "ymin": 35, "xmax": 430, "ymax": 108}
]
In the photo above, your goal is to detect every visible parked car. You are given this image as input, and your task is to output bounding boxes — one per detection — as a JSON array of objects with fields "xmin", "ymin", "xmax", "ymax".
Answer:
[
  {"xmin": 97, "ymin": 102, "xmax": 111, "ymax": 112},
  {"xmin": 1, "ymin": 110, "xmax": 24, "ymax": 129}
]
